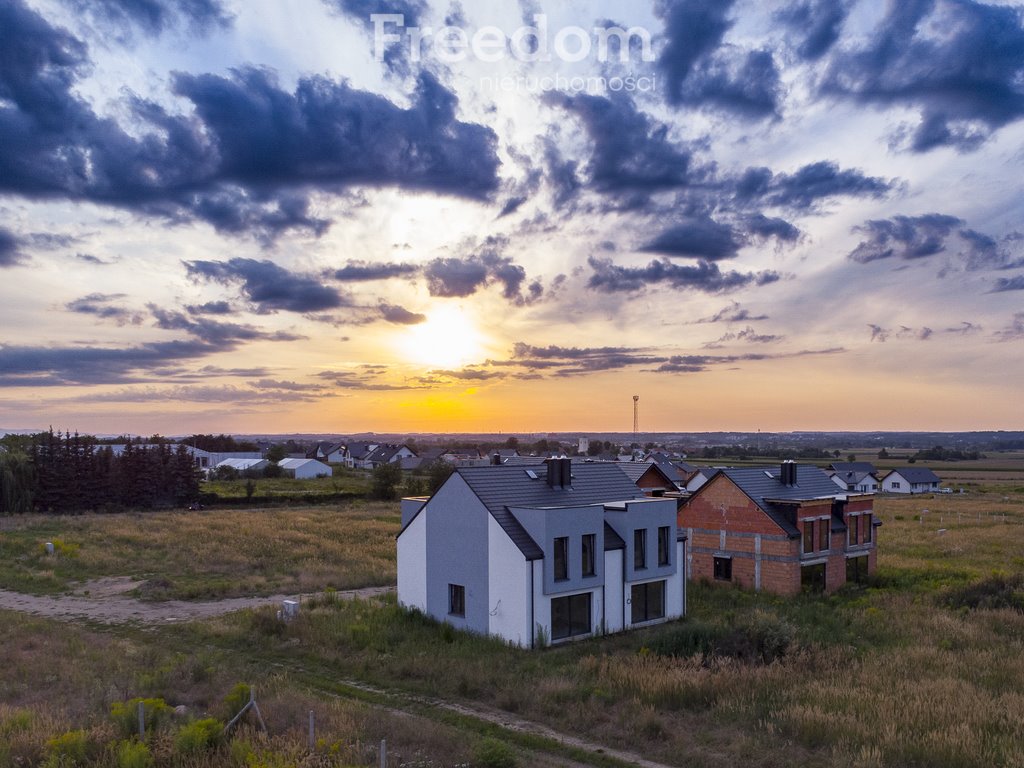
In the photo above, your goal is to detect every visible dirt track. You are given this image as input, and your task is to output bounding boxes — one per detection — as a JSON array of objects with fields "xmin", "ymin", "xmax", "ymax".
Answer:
[{"xmin": 0, "ymin": 577, "xmax": 393, "ymax": 624}]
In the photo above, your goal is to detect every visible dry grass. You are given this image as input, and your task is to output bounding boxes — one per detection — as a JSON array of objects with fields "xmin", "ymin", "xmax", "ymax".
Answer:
[{"xmin": 0, "ymin": 502, "xmax": 400, "ymax": 599}]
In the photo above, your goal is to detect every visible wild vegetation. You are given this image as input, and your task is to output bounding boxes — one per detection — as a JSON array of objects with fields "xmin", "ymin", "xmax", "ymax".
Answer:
[{"xmin": 3, "ymin": 471, "xmax": 1024, "ymax": 765}]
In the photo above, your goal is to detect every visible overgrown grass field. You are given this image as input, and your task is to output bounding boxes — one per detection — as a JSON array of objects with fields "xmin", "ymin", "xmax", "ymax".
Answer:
[
  {"xmin": 0, "ymin": 502, "xmax": 400, "ymax": 599},
  {"xmin": 4, "ymin": 484, "xmax": 1024, "ymax": 766}
]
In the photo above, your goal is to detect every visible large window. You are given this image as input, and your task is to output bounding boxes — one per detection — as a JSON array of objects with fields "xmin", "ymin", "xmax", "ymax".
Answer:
[
  {"xmin": 862, "ymin": 515, "xmax": 872, "ymax": 543},
  {"xmin": 634, "ymin": 529, "xmax": 647, "ymax": 570},
  {"xmin": 818, "ymin": 517, "xmax": 829, "ymax": 550},
  {"xmin": 713, "ymin": 556, "xmax": 732, "ymax": 581},
  {"xmin": 848, "ymin": 516, "xmax": 860, "ymax": 546},
  {"xmin": 554, "ymin": 536, "xmax": 569, "ymax": 581},
  {"xmin": 657, "ymin": 526, "xmax": 671, "ymax": 566},
  {"xmin": 581, "ymin": 533, "xmax": 596, "ymax": 577},
  {"xmin": 631, "ymin": 580, "xmax": 666, "ymax": 624},
  {"xmin": 551, "ymin": 592, "xmax": 591, "ymax": 641},
  {"xmin": 803, "ymin": 520, "xmax": 815, "ymax": 554},
  {"xmin": 801, "ymin": 563, "xmax": 826, "ymax": 592},
  {"xmin": 448, "ymin": 584, "xmax": 465, "ymax": 617},
  {"xmin": 847, "ymin": 555, "xmax": 870, "ymax": 583}
]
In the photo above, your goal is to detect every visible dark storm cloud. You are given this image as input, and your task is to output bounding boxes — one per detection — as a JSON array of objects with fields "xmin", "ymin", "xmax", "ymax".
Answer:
[
  {"xmin": 332, "ymin": 261, "xmax": 420, "ymax": 281},
  {"xmin": 740, "ymin": 162, "xmax": 893, "ymax": 210},
  {"xmin": 0, "ymin": 1, "xmax": 499, "ymax": 239},
  {"xmin": 65, "ymin": 293, "xmax": 143, "ymax": 325},
  {"xmin": 989, "ymin": 275, "xmax": 1024, "ymax": 293},
  {"xmin": 820, "ymin": 0, "xmax": 1024, "ymax": 152},
  {"xmin": 424, "ymin": 237, "xmax": 540, "ymax": 304},
  {"xmin": 743, "ymin": 213, "xmax": 801, "ymax": 243},
  {"xmin": 641, "ymin": 217, "xmax": 743, "ymax": 260},
  {"xmin": 656, "ymin": 0, "xmax": 782, "ymax": 119},
  {"xmin": 544, "ymin": 93, "xmax": 703, "ymax": 194},
  {"xmin": 0, "ymin": 228, "xmax": 23, "ymax": 267},
  {"xmin": 587, "ymin": 256, "xmax": 780, "ymax": 294},
  {"xmin": 60, "ymin": 0, "xmax": 232, "ymax": 37},
  {"xmin": 185, "ymin": 258, "xmax": 347, "ymax": 313},
  {"xmin": 848, "ymin": 214, "xmax": 965, "ymax": 263},
  {"xmin": 379, "ymin": 302, "xmax": 426, "ymax": 325},
  {"xmin": 774, "ymin": 0, "xmax": 850, "ymax": 61},
  {"xmin": 185, "ymin": 301, "xmax": 234, "ymax": 315},
  {"xmin": 148, "ymin": 306, "xmax": 306, "ymax": 344}
]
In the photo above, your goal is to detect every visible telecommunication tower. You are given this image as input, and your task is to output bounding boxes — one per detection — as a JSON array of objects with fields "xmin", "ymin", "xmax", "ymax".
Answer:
[{"xmin": 632, "ymin": 395, "xmax": 639, "ymax": 439}]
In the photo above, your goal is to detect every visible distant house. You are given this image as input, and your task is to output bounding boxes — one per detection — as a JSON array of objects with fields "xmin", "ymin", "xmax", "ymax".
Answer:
[
  {"xmin": 307, "ymin": 442, "xmax": 348, "ymax": 464},
  {"xmin": 365, "ymin": 444, "xmax": 417, "ymax": 469},
  {"xmin": 683, "ymin": 466, "xmax": 716, "ymax": 493},
  {"xmin": 830, "ymin": 461, "xmax": 878, "ymax": 476},
  {"xmin": 617, "ymin": 461, "xmax": 680, "ymax": 496},
  {"xmin": 882, "ymin": 467, "xmax": 941, "ymax": 494},
  {"xmin": 278, "ymin": 458, "xmax": 332, "ymax": 479},
  {"xmin": 397, "ymin": 459, "xmax": 686, "ymax": 648},
  {"xmin": 347, "ymin": 442, "xmax": 379, "ymax": 469},
  {"xmin": 678, "ymin": 462, "xmax": 879, "ymax": 595},
  {"xmin": 829, "ymin": 469, "xmax": 880, "ymax": 494}
]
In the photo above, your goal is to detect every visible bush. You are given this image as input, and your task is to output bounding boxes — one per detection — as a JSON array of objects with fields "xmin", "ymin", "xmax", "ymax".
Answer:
[
  {"xmin": 223, "ymin": 683, "xmax": 252, "ymax": 719},
  {"xmin": 174, "ymin": 718, "xmax": 223, "ymax": 755},
  {"xmin": 115, "ymin": 740, "xmax": 153, "ymax": 768},
  {"xmin": 473, "ymin": 738, "xmax": 518, "ymax": 768},
  {"xmin": 0, "ymin": 709, "xmax": 33, "ymax": 737},
  {"xmin": 111, "ymin": 698, "xmax": 172, "ymax": 738},
  {"xmin": 648, "ymin": 620, "xmax": 720, "ymax": 658},
  {"xmin": 943, "ymin": 574, "xmax": 1024, "ymax": 613},
  {"xmin": 650, "ymin": 611, "xmax": 795, "ymax": 664},
  {"xmin": 44, "ymin": 730, "xmax": 93, "ymax": 767}
]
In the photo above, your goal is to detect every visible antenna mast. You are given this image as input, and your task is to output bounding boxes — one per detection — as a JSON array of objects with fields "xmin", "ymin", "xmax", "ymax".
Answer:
[{"xmin": 632, "ymin": 395, "xmax": 639, "ymax": 441}]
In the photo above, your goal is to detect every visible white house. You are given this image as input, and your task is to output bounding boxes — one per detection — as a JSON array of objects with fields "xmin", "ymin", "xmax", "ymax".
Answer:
[
  {"xmin": 830, "ymin": 470, "xmax": 879, "ymax": 494},
  {"xmin": 397, "ymin": 459, "xmax": 686, "ymax": 648},
  {"xmin": 882, "ymin": 467, "xmax": 941, "ymax": 494},
  {"xmin": 278, "ymin": 458, "xmax": 332, "ymax": 479}
]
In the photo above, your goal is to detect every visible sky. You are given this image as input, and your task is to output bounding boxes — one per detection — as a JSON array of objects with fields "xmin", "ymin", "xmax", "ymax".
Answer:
[{"xmin": 1, "ymin": 0, "xmax": 1023, "ymax": 435}]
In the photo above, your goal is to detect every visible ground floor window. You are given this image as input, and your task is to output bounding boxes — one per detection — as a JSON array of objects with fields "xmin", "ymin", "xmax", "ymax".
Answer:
[
  {"xmin": 551, "ymin": 592, "xmax": 591, "ymax": 641},
  {"xmin": 631, "ymin": 580, "xmax": 666, "ymax": 624},
  {"xmin": 448, "ymin": 584, "xmax": 465, "ymax": 617},
  {"xmin": 801, "ymin": 563, "xmax": 826, "ymax": 592},
  {"xmin": 713, "ymin": 556, "xmax": 732, "ymax": 581},
  {"xmin": 847, "ymin": 555, "xmax": 870, "ymax": 584}
]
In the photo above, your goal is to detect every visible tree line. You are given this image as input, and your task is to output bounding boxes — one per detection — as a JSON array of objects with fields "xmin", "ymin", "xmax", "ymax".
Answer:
[{"xmin": 0, "ymin": 430, "xmax": 200, "ymax": 515}]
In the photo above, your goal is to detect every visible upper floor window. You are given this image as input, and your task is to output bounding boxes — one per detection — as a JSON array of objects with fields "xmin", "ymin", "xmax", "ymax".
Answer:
[
  {"xmin": 849, "ymin": 516, "xmax": 860, "ymax": 546},
  {"xmin": 634, "ymin": 529, "xmax": 647, "ymax": 570},
  {"xmin": 818, "ymin": 517, "xmax": 829, "ymax": 550},
  {"xmin": 657, "ymin": 526, "xmax": 671, "ymax": 566},
  {"xmin": 554, "ymin": 536, "xmax": 569, "ymax": 581},
  {"xmin": 803, "ymin": 520, "xmax": 814, "ymax": 554},
  {"xmin": 581, "ymin": 533, "xmax": 596, "ymax": 577},
  {"xmin": 863, "ymin": 515, "xmax": 872, "ymax": 544}
]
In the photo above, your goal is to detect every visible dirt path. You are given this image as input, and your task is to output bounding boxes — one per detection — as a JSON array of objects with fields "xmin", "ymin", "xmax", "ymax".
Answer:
[{"xmin": 0, "ymin": 578, "xmax": 393, "ymax": 624}]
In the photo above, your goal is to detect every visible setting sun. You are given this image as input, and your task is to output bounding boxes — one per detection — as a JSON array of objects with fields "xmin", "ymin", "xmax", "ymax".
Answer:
[{"xmin": 400, "ymin": 305, "xmax": 487, "ymax": 369}]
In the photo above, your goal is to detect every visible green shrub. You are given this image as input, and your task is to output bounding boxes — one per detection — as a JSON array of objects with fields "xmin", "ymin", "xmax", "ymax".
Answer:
[
  {"xmin": 473, "ymin": 737, "xmax": 518, "ymax": 768},
  {"xmin": 943, "ymin": 573, "xmax": 1024, "ymax": 613},
  {"xmin": 115, "ymin": 740, "xmax": 153, "ymax": 768},
  {"xmin": 39, "ymin": 539, "xmax": 80, "ymax": 557},
  {"xmin": 650, "ymin": 611, "xmax": 795, "ymax": 664},
  {"xmin": 223, "ymin": 683, "xmax": 252, "ymax": 718},
  {"xmin": 44, "ymin": 730, "xmax": 92, "ymax": 767},
  {"xmin": 0, "ymin": 708, "xmax": 33, "ymax": 736},
  {"xmin": 174, "ymin": 718, "xmax": 223, "ymax": 754},
  {"xmin": 111, "ymin": 698, "xmax": 172, "ymax": 737},
  {"xmin": 648, "ymin": 619, "xmax": 720, "ymax": 658}
]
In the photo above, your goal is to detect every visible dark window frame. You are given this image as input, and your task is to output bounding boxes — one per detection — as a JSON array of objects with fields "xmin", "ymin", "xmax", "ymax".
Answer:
[
  {"xmin": 713, "ymin": 556, "xmax": 732, "ymax": 581},
  {"xmin": 818, "ymin": 517, "xmax": 829, "ymax": 551},
  {"xmin": 554, "ymin": 536, "xmax": 569, "ymax": 581},
  {"xmin": 863, "ymin": 515, "xmax": 872, "ymax": 544},
  {"xmin": 657, "ymin": 525, "xmax": 671, "ymax": 566},
  {"xmin": 448, "ymin": 583, "xmax": 465, "ymax": 617},
  {"xmin": 551, "ymin": 592, "xmax": 592, "ymax": 641},
  {"xmin": 581, "ymin": 533, "xmax": 596, "ymax": 577},
  {"xmin": 803, "ymin": 519, "xmax": 815, "ymax": 554},
  {"xmin": 631, "ymin": 580, "xmax": 666, "ymax": 624},
  {"xmin": 634, "ymin": 529, "xmax": 647, "ymax": 570},
  {"xmin": 849, "ymin": 515, "xmax": 860, "ymax": 546}
]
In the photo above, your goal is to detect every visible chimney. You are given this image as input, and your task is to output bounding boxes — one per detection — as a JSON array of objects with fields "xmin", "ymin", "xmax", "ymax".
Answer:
[
  {"xmin": 491, "ymin": 453, "xmax": 502, "ymax": 466},
  {"xmin": 546, "ymin": 458, "xmax": 560, "ymax": 488},
  {"xmin": 780, "ymin": 460, "xmax": 797, "ymax": 486},
  {"xmin": 560, "ymin": 457, "xmax": 572, "ymax": 488}
]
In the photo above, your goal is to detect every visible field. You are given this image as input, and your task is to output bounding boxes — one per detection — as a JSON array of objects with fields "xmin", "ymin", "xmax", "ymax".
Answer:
[{"xmin": 3, "ymin": 475, "xmax": 1024, "ymax": 767}]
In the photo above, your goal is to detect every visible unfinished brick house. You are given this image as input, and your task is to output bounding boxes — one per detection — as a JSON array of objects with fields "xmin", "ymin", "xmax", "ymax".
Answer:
[{"xmin": 678, "ymin": 462, "xmax": 879, "ymax": 595}]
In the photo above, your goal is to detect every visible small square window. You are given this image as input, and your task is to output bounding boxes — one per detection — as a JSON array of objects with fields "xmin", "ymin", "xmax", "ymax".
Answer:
[
  {"xmin": 448, "ymin": 584, "xmax": 465, "ymax": 617},
  {"xmin": 713, "ymin": 556, "xmax": 732, "ymax": 581}
]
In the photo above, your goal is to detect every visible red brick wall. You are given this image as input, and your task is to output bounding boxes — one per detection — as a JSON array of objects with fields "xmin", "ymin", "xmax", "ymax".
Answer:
[{"xmin": 679, "ymin": 475, "xmax": 787, "ymax": 535}]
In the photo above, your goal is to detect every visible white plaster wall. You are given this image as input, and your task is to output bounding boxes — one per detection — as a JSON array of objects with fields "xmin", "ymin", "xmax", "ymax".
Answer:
[
  {"xmin": 604, "ymin": 549, "xmax": 624, "ymax": 633},
  {"xmin": 397, "ymin": 509, "xmax": 427, "ymax": 612},
  {"xmin": 487, "ymin": 514, "xmax": 531, "ymax": 647},
  {"xmin": 666, "ymin": 540, "xmax": 686, "ymax": 620},
  {"xmin": 532, "ymin": 559, "xmax": 549, "ymax": 645}
]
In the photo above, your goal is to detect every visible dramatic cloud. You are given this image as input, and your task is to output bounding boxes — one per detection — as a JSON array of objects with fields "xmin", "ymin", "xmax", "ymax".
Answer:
[
  {"xmin": 587, "ymin": 256, "xmax": 780, "ymax": 294},
  {"xmin": 737, "ymin": 162, "xmax": 893, "ymax": 210},
  {"xmin": 990, "ymin": 275, "xmax": 1024, "ymax": 293},
  {"xmin": 0, "ymin": 228, "xmax": 23, "ymax": 267},
  {"xmin": 704, "ymin": 326, "xmax": 782, "ymax": 348},
  {"xmin": 424, "ymin": 238, "xmax": 540, "ymax": 304},
  {"xmin": 775, "ymin": 0, "xmax": 850, "ymax": 61},
  {"xmin": 0, "ymin": 1, "xmax": 499, "ymax": 239},
  {"xmin": 324, "ymin": 0, "xmax": 427, "ymax": 75},
  {"xmin": 332, "ymin": 261, "xmax": 419, "ymax": 281},
  {"xmin": 379, "ymin": 302, "xmax": 426, "ymax": 325},
  {"xmin": 847, "ymin": 214, "xmax": 1017, "ymax": 270},
  {"xmin": 820, "ymin": 0, "xmax": 1024, "ymax": 151},
  {"xmin": 65, "ymin": 293, "xmax": 143, "ymax": 325},
  {"xmin": 185, "ymin": 258, "xmax": 347, "ymax": 313},
  {"xmin": 743, "ymin": 213, "xmax": 801, "ymax": 243},
  {"xmin": 148, "ymin": 306, "xmax": 305, "ymax": 344},
  {"xmin": 656, "ymin": 0, "xmax": 782, "ymax": 119},
  {"xmin": 60, "ymin": 0, "xmax": 232, "ymax": 37},
  {"xmin": 641, "ymin": 217, "xmax": 744, "ymax": 260},
  {"xmin": 185, "ymin": 301, "xmax": 235, "ymax": 315}
]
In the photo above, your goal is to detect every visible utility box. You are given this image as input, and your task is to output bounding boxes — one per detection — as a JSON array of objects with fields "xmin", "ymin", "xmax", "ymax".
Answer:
[{"xmin": 281, "ymin": 599, "xmax": 300, "ymax": 622}]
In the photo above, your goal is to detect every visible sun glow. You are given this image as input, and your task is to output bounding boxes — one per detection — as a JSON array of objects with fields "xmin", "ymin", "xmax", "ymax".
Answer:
[{"xmin": 400, "ymin": 305, "xmax": 487, "ymax": 369}]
